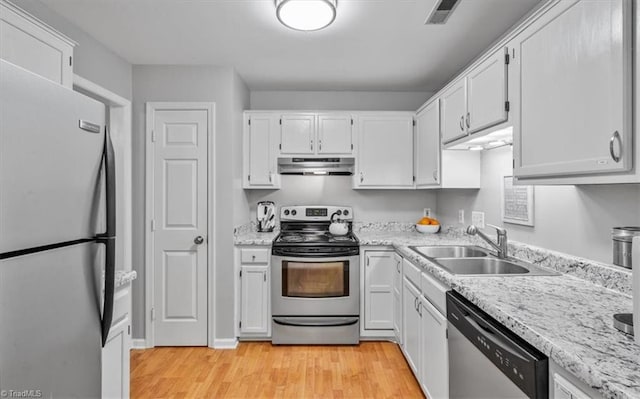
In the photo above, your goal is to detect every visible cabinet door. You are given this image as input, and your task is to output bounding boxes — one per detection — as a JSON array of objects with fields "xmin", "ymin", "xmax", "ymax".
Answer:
[
  {"xmin": 0, "ymin": 2, "xmax": 75, "ymax": 88},
  {"xmin": 280, "ymin": 114, "xmax": 316, "ymax": 155},
  {"xmin": 402, "ymin": 277, "xmax": 421, "ymax": 375},
  {"xmin": 415, "ymin": 100, "xmax": 440, "ymax": 187},
  {"xmin": 356, "ymin": 115, "xmax": 414, "ymax": 188},
  {"xmin": 440, "ymin": 79, "xmax": 467, "ymax": 144},
  {"xmin": 467, "ymin": 47, "xmax": 508, "ymax": 134},
  {"xmin": 240, "ymin": 265, "xmax": 269, "ymax": 334},
  {"xmin": 513, "ymin": 0, "xmax": 632, "ymax": 178},
  {"xmin": 245, "ymin": 114, "xmax": 279, "ymax": 188},
  {"xmin": 392, "ymin": 253, "xmax": 403, "ymax": 344},
  {"xmin": 420, "ymin": 296, "xmax": 448, "ymax": 399},
  {"xmin": 364, "ymin": 251, "xmax": 394, "ymax": 330},
  {"xmin": 317, "ymin": 113, "xmax": 353, "ymax": 155},
  {"xmin": 102, "ymin": 322, "xmax": 129, "ymax": 399}
]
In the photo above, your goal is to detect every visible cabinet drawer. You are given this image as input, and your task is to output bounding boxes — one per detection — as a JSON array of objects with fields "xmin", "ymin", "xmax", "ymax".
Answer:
[
  {"xmin": 241, "ymin": 248, "xmax": 270, "ymax": 264},
  {"xmin": 420, "ymin": 271, "xmax": 448, "ymax": 315},
  {"xmin": 403, "ymin": 259, "xmax": 421, "ymax": 288}
]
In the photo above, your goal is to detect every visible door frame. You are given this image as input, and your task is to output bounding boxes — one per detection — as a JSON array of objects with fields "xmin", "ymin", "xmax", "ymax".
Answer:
[{"xmin": 144, "ymin": 102, "xmax": 216, "ymax": 348}]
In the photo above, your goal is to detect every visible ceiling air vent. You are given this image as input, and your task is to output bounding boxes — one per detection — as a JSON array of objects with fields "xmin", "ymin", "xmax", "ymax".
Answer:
[{"xmin": 425, "ymin": 0, "xmax": 461, "ymax": 24}]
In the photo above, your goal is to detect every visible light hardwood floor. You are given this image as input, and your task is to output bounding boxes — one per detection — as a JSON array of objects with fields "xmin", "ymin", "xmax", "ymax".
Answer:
[{"xmin": 131, "ymin": 341, "xmax": 424, "ymax": 398}]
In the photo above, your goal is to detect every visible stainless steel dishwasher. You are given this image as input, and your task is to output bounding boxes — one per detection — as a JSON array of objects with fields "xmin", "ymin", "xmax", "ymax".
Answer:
[{"xmin": 447, "ymin": 291, "xmax": 548, "ymax": 399}]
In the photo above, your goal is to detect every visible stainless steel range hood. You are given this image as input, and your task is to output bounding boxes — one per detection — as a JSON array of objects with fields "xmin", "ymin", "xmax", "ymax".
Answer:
[{"xmin": 278, "ymin": 158, "xmax": 354, "ymax": 175}]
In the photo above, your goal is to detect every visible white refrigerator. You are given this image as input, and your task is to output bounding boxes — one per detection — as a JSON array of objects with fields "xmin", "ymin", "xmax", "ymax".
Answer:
[{"xmin": 0, "ymin": 60, "xmax": 116, "ymax": 398}]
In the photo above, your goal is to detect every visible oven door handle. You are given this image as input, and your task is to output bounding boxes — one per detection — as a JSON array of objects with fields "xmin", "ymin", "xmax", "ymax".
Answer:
[{"xmin": 273, "ymin": 317, "xmax": 359, "ymax": 327}]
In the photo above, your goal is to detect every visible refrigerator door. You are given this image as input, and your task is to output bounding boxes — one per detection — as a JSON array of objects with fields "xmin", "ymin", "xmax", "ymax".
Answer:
[
  {"xmin": 0, "ymin": 242, "xmax": 102, "ymax": 398},
  {"xmin": 0, "ymin": 60, "xmax": 106, "ymax": 253}
]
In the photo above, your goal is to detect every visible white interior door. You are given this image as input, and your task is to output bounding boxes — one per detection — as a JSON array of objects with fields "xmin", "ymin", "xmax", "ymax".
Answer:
[{"xmin": 152, "ymin": 108, "xmax": 208, "ymax": 346}]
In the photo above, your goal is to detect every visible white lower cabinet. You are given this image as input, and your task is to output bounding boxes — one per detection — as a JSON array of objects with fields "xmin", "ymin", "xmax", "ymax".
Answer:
[
  {"xmin": 400, "ymin": 256, "xmax": 450, "ymax": 399},
  {"xmin": 238, "ymin": 247, "xmax": 271, "ymax": 337},
  {"xmin": 419, "ymin": 294, "xmax": 448, "ymax": 399},
  {"xmin": 402, "ymin": 275, "xmax": 421, "ymax": 375},
  {"xmin": 392, "ymin": 252, "xmax": 403, "ymax": 344},
  {"xmin": 102, "ymin": 283, "xmax": 132, "ymax": 399},
  {"xmin": 364, "ymin": 251, "xmax": 394, "ymax": 330}
]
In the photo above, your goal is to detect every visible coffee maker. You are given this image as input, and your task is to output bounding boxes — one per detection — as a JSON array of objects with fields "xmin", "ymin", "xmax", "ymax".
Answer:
[{"xmin": 256, "ymin": 201, "xmax": 276, "ymax": 232}]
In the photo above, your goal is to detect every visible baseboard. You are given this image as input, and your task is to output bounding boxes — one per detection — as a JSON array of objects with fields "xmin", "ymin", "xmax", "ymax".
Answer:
[
  {"xmin": 131, "ymin": 338, "xmax": 148, "ymax": 349},
  {"xmin": 212, "ymin": 338, "xmax": 238, "ymax": 349}
]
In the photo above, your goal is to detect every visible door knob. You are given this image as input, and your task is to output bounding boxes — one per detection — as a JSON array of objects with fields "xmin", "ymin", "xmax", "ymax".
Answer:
[{"xmin": 194, "ymin": 236, "xmax": 204, "ymax": 245}]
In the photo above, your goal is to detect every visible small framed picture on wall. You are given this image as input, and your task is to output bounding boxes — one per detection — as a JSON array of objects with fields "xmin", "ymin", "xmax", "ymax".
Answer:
[{"xmin": 502, "ymin": 176, "xmax": 534, "ymax": 226}]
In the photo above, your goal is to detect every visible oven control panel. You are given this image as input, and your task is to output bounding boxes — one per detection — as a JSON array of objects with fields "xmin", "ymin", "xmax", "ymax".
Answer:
[{"xmin": 281, "ymin": 205, "xmax": 353, "ymax": 222}]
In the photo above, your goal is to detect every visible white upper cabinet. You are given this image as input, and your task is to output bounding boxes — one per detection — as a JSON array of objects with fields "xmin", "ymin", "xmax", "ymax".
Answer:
[
  {"xmin": 243, "ymin": 113, "xmax": 280, "ymax": 189},
  {"xmin": 467, "ymin": 47, "xmax": 509, "ymax": 134},
  {"xmin": 280, "ymin": 113, "xmax": 316, "ymax": 155},
  {"xmin": 0, "ymin": 0, "xmax": 76, "ymax": 88},
  {"xmin": 355, "ymin": 113, "xmax": 414, "ymax": 188},
  {"xmin": 415, "ymin": 100, "xmax": 441, "ymax": 187},
  {"xmin": 440, "ymin": 47, "xmax": 510, "ymax": 145},
  {"xmin": 440, "ymin": 79, "xmax": 467, "ymax": 144},
  {"xmin": 512, "ymin": 0, "xmax": 632, "ymax": 179},
  {"xmin": 279, "ymin": 113, "xmax": 354, "ymax": 156},
  {"xmin": 317, "ymin": 113, "xmax": 354, "ymax": 155}
]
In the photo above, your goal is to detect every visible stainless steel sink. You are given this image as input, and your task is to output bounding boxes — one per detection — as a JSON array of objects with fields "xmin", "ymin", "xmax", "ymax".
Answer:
[
  {"xmin": 410, "ymin": 245, "xmax": 491, "ymax": 259},
  {"xmin": 434, "ymin": 257, "xmax": 558, "ymax": 276}
]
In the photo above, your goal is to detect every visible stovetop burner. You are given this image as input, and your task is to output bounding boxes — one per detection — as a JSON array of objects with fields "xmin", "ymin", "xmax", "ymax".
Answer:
[
  {"xmin": 274, "ymin": 231, "xmax": 359, "ymax": 246},
  {"xmin": 272, "ymin": 205, "xmax": 359, "ymax": 250}
]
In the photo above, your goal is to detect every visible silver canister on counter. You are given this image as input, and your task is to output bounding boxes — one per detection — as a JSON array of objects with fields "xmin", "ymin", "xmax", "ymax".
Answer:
[{"xmin": 612, "ymin": 227, "xmax": 640, "ymax": 268}]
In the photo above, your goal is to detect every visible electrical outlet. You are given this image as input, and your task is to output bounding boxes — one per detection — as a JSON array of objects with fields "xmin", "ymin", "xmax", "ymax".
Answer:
[
  {"xmin": 423, "ymin": 208, "xmax": 431, "ymax": 217},
  {"xmin": 458, "ymin": 209, "xmax": 465, "ymax": 224},
  {"xmin": 472, "ymin": 211, "xmax": 485, "ymax": 229}
]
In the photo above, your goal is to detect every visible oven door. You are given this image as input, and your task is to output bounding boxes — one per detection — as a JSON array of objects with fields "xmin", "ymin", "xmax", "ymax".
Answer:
[{"xmin": 271, "ymin": 254, "xmax": 359, "ymax": 317}]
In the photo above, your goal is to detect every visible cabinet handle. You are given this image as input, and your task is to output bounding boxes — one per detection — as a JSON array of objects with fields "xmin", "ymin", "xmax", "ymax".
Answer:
[
  {"xmin": 263, "ymin": 272, "xmax": 266, "ymax": 282},
  {"xmin": 319, "ymin": 140, "xmax": 322, "ymax": 151},
  {"xmin": 360, "ymin": 172, "xmax": 364, "ymax": 183},
  {"xmin": 396, "ymin": 260, "xmax": 400, "ymax": 272},
  {"xmin": 466, "ymin": 112, "xmax": 470, "ymax": 128},
  {"xmin": 269, "ymin": 172, "xmax": 272, "ymax": 183},
  {"xmin": 432, "ymin": 170, "xmax": 438, "ymax": 181},
  {"xmin": 609, "ymin": 131, "xmax": 622, "ymax": 163},
  {"xmin": 310, "ymin": 140, "xmax": 313, "ymax": 151},
  {"xmin": 414, "ymin": 296, "xmax": 419, "ymax": 311},
  {"xmin": 417, "ymin": 302, "xmax": 422, "ymax": 317},
  {"xmin": 459, "ymin": 115, "xmax": 465, "ymax": 131}
]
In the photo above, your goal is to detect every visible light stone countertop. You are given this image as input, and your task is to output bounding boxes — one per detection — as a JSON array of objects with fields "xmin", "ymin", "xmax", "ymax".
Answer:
[
  {"xmin": 115, "ymin": 270, "xmax": 137, "ymax": 288},
  {"xmin": 356, "ymin": 228, "xmax": 639, "ymax": 399},
  {"xmin": 234, "ymin": 223, "xmax": 638, "ymax": 398}
]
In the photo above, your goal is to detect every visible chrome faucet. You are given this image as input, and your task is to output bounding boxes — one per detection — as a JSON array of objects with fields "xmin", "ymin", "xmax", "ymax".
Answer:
[{"xmin": 466, "ymin": 224, "xmax": 508, "ymax": 259}]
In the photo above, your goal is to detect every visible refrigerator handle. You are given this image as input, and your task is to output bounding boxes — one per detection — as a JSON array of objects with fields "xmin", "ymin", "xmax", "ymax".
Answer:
[{"xmin": 97, "ymin": 126, "xmax": 116, "ymax": 347}]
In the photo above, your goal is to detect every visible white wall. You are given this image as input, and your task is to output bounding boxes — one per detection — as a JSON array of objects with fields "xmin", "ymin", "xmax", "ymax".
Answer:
[
  {"xmin": 250, "ymin": 90, "xmax": 433, "ymax": 111},
  {"xmin": 131, "ymin": 65, "xmax": 246, "ymax": 340},
  {"xmin": 232, "ymin": 74, "xmax": 251, "ymax": 226},
  {"xmin": 12, "ymin": 0, "xmax": 132, "ymax": 100},
  {"xmin": 246, "ymin": 176, "xmax": 437, "ymax": 223},
  {"xmin": 437, "ymin": 146, "xmax": 640, "ymax": 264}
]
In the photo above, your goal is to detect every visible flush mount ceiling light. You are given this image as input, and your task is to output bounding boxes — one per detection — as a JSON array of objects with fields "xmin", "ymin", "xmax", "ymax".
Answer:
[{"xmin": 276, "ymin": 0, "xmax": 337, "ymax": 31}]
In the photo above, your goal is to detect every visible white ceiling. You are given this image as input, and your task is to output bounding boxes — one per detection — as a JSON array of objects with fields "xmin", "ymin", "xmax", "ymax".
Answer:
[{"xmin": 39, "ymin": 0, "xmax": 541, "ymax": 91}]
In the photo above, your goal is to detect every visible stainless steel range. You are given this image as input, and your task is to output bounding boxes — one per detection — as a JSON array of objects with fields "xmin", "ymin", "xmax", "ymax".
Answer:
[{"xmin": 271, "ymin": 205, "xmax": 360, "ymax": 345}]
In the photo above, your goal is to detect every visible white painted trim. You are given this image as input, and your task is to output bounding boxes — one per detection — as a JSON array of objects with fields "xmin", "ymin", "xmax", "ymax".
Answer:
[
  {"xmin": 1, "ymin": 0, "xmax": 77, "ymax": 46},
  {"xmin": 145, "ymin": 102, "xmax": 216, "ymax": 348},
  {"xmin": 131, "ymin": 339, "xmax": 148, "ymax": 350},
  {"xmin": 73, "ymin": 75, "xmax": 133, "ymax": 274},
  {"xmin": 213, "ymin": 338, "xmax": 238, "ymax": 350}
]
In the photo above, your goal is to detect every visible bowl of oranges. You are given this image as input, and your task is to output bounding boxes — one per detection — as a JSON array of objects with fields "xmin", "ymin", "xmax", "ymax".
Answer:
[{"xmin": 416, "ymin": 217, "xmax": 440, "ymax": 234}]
